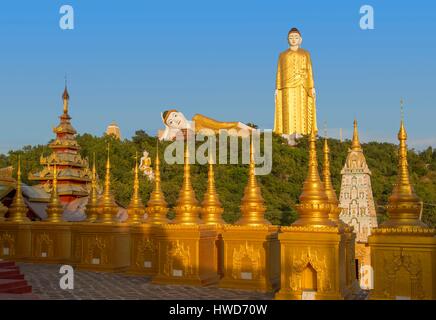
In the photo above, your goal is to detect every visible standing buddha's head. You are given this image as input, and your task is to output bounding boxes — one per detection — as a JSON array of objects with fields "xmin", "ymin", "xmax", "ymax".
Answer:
[{"xmin": 288, "ymin": 27, "xmax": 302, "ymax": 47}]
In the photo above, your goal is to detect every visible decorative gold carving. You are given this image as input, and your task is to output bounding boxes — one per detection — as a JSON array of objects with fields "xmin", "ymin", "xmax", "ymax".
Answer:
[
  {"xmin": 382, "ymin": 250, "xmax": 425, "ymax": 299},
  {"xmin": 231, "ymin": 242, "xmax": 262, "ymax": 280},
  {"xmin": 289, "ymin": 248, "xmax": 331, "ymax": 293},
  {"xmin": 34, "ymin": 233, "xmax": 54, "ymax": 257},
  {"xmin": 135, "ymin": 238, "xmax": 157, "ymax": 268},
  {"xmin": 85, "ymin": 236, "xmax": 109, "ymax": 265},
  {"xmin": 0, "ymin": 233, "xmax": 16, "ymax": 256},
  {"xmin": 163, "ymin": 240, "xmax": 192, "ymax": 277},
  {"xmin": 127, "ymin": 153, "xmax": 146, "ymax": 224}
]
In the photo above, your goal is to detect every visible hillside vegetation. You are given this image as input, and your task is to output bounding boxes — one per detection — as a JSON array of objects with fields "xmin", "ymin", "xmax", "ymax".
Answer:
[{"xmin": 1, "ymin": 131, "xmax": 435, "ymax": 227}]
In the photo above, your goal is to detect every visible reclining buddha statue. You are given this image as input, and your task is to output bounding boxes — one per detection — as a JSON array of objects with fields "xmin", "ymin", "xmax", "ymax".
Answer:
[{"xmin": 158, "ymin": 109, "xmax": 254, "ymax": 141}]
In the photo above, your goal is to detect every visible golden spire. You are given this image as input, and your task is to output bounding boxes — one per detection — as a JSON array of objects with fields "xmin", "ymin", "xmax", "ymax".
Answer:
[
  {"xmin": 8, "ymin": 156, "xmax": 30, "ymax": 223},
  {"xmin": 322, "ymin": 137, "xmax": 341, "ymax": 224},
  {"xmin": 173, "ymin": 143, "xmax": 201, "ymax": 225},
  {"xmin": 294, "ymin": 126, "xmax": 335, "ymax": 227},
  {"xmin": 237, "ymin": 138, "xmax": 269, "ymax": 226},
  {"xmin": 97, "ymin": 144, "xmax": 119, "ymax": 224},
  {"xmin": 85, "ymin": 153, "xmax": 99, "ymax": 222},
  {"xmin": 127, "ymin": 152, "xmax": 146, "ymax": 224},
  {"xmin": 351, "ymin": 119, "xmax": 362, "ymax": 151},
  {"xmin": 383, "ymin": 112, "xmax": 426, "ymax": 228},
  {"xmin": 146, "ymin": 142, "xmax": 169, "ymax": 224},
  {"xmin": 201, "ymin": 154, "xmax": 225, "ymax": 225},
  {"xmin": 62, "ymin": 84, "xmax": 69, "ymax": 115},
  {"xmin": 45, "ymin": 165, "xmax": 64, "ymax": 223}
]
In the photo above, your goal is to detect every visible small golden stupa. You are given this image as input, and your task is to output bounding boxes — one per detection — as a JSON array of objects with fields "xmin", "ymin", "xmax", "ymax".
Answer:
[
  {"xmin": 220, "ymin": 137, "xmax": 280, "ymax": 292},
  {"xmin": 201, "ymin": 156, "xmax": 224, "ymax": 225},
  {"xmin": 127, "ymin": 153, "xmax": 146, "ymax": 224},
  {"xmin": 369, "ymin": 112, "xmax": 436, "ymax": 300},
  {"xmin": 96, "ymin": 145, "xmax": 119, "ymax": 224},
  {"xmin": 8, "ymin": 157, "xmax": 30, "ymax": 223},
  {"xmin": 85, "ymin": 155, "xmax": 99, "ymax": 222},
  {"xmin": 276, "ymin": 126, "xmax": 349, "ymax": 300},
  {"xmin": 152, "ymin": 143, "xmax": 219, "ymax": 286},
  {"xmin": 172, "ymin": 145, "xmax": 202, "ymax": 225},
  {"xmin": 45, "ymin": 165, "xmax": 64, "ymax": 223},
  {"xmin": 145, "ymin": 145, "xmax": 169, "ymax": 224}
]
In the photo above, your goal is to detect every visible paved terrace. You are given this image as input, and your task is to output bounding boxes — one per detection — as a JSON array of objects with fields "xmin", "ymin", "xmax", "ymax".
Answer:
[{"xmin": 15, "ymin": 263, "xmax": 367, "ymax": 300}]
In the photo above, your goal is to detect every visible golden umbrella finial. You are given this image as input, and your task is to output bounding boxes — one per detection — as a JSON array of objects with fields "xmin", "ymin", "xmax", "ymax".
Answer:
[
  {"xmin": 202, "ymin": 152, "xmax": 224, "ymax": 225},
  {"xmin": 351, "ymin": 119, "xmax": 362, "ymax": 151},
  {"xmin": 146, "ymin": 141, "xmax": 169, "ymax": 224},
  {"xmin": 97, "ymin": 143, "xmax": 119, "ymax": 224},
  {"xmin": 85, "ymin": 153, "xmax": 99, "ymax": 222},
  {"xmin": 8, "ymin": 155, "xmax": 30, "ymax": 223},
  {"xmin": 173, "ymin": 143, "xmax": 201, "ymax": 224},
  {"xmin": 237, "ymin": 137, "xmax": 269, "ymax": 226},
  {"xmin": 127, "ymin": 152, "xmax": 146, "ymax": 224},
  {"xmin": 322, "ymin": 133, "xmax": 341, "ymax": 224},
  {"xmin": 46, "ymin": 164, "xmax": 64, "ymax": 223},
  {"xmin": 383, "ymin": 106, "xmax": 426, "ymax": 228},
  {"xmin": 62, "ymin": 77, "xmax": 70, "ymax": 115},
  {"xmin": 293, "ymin": 125, "xmax": 335, "ymax": 227}
]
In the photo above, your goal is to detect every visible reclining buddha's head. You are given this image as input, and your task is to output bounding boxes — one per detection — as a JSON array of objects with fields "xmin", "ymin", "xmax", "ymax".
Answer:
[{"xmin": 162, "ymin": 109, "xmax": 189, "ymax": 129}]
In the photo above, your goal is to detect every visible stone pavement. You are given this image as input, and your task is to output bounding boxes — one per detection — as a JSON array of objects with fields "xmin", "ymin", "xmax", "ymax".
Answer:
[
  {"xmin": 17, "ymin": 263, "xmax": 274, "ymax": 300},
  {"xmin": 16, "ymin": 263, "xmax": 368, "ymax": 300}
]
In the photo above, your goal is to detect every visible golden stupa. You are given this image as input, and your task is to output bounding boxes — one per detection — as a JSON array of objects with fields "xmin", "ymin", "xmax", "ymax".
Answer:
[
  {"xmin": 145, "ymin": 144, "xmax": 169, "ymax": 224},
  {"xmin": 85, "ymin": 155, "xmax": 99, "ymax": 222},
  {"xmin": 201, "ymin": 156, "xmax": 224, "ymax": 225},
  {"xmin": 130, "ymin": 145, "xmax": 168, "ymax": 276},
  {"xmin": 220, "ymin": 138, "xmax": 280, "ymax": 292},
  {"xmin": 152, "ymin": 143, "xmax": 219, "ymax": 286},
  {"xmin": 127, "ymin": 153, "xmax": 146, "ymax": 224},
  {"xmin": 8, "ymin": 157, "xmax": 30, "ymax": 223},
  {"xmin": 369, "ymin": 113, "xmax": 436, "ymax": 300},
  {"xmin": 45, "ymin": 165, "xmax": 64, "ymax": 223},
  {"xmin": 276, "ymin": 126, "xmax": 350, "ymax": 300},
  {"xmin": 0, "ymin": 157, "xmax": 32, "ymax": 261},
  {"xmin": 96, "ymin": 145, "xmax": 119, "ymax": 224}
]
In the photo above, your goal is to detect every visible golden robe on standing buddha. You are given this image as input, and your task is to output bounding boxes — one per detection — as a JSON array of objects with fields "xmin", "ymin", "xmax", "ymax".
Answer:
[{"xmin": 274, "ymin": 28, "xmax": 317, "ymax": 136}]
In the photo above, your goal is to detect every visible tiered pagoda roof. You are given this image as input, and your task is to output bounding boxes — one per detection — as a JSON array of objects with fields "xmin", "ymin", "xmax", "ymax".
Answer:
[{"xmin": 29, "ymin": 86, "xmax": 92, "ymax": 202}]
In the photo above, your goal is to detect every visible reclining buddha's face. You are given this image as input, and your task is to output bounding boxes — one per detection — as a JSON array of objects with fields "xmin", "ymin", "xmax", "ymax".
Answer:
[{"xmin": 164, "ymin": 110, "xmax": 188, "ymax": 129}]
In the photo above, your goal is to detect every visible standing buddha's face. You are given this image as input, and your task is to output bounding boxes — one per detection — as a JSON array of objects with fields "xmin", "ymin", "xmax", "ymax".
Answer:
[
  {"xmin": 165, "ymin": 111, "xmax": 188, "ymax": 129},
  {"xmin": 288, "ymin": 32, "xmax": 302, "ymax": 47}
]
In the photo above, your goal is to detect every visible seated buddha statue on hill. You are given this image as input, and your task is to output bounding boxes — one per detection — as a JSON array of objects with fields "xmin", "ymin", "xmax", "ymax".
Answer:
[{"xmin": 158, "ymin": 109, "xmax": 254, "ymax": 141}]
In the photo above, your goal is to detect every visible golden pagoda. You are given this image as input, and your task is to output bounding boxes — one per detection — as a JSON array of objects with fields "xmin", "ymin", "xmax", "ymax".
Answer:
[
  {"xmin": 29, "ymin": 85, "xmax": 92, "ymax": 203},
  {"xmin": 275, "ymin": 126, "xmax": 349, "ymax": 300},
  {"xmin": 152, "ymin": 143, "xmax": 219, "ymax": 286},
  {"xmin": 201, "ymin": 156, "xmax": 224, "ymax": 225},
  {"xmin": 130, "ymin": 146, "xmax": 167, "ymax": 275},
  {"xmin": 145, "ymin": 144, "xmax": 169, "ymax": 224},
  {"xmin": 30, "ymin": 162, "xmax": 73, "ymax": 264},
  {"xmin": 71, "ymin": 144, "xmax": 129, "ymax": 272},
  {"xmin": 368, "ymin": 112, "xmax": 436, "ymax": 300},
  {"xmin": 322, "ymin": 136, "xmax": 358, "ymax": 294},
  {"xmin": 85, "ymin": 155, "xmax": 99, "ymax": 222},
  {"xmin": 45, "ymin": 165, "xmax": 64, "ymax": 223},
  {"xmin": 127, "ymin": 153, "xmax": 146, "ymax": 224},
  {"xmin": 220, "ymin": 138, "xmax": 280, "ymax": 292},
  {"xmin": 172, "ymin": 145, "xmax": 202, "ymax": 224},
  {"xmin": 0, "ymin": 157, "xmax": 32, "ymax": 261},
  {"xmin": 8, "ymin": 157, "xmax": 30, "ymax": 223},
  {"xmin": 96, "ymin": 145, "xmax": 119, "ymax": 224}
]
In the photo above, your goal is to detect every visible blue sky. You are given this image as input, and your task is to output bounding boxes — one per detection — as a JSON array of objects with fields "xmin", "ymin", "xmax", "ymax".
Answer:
[{"xmin": 0, "ymin": 0, "xmax": 435, "ymax": 153}]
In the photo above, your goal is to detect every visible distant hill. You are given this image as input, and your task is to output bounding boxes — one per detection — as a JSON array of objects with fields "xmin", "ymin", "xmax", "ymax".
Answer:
[{"xmin": 1, "ymin": 131, "xmax": 435, "ymax": 227}]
